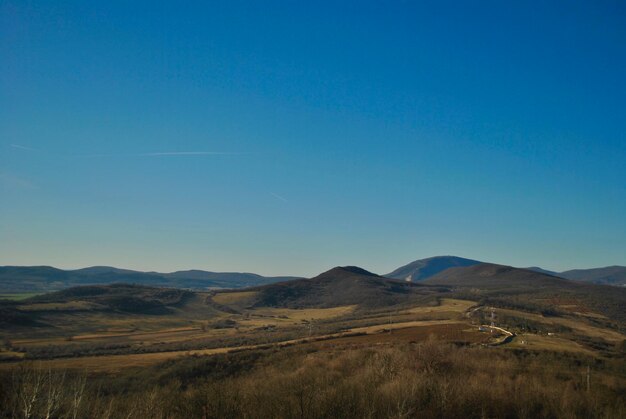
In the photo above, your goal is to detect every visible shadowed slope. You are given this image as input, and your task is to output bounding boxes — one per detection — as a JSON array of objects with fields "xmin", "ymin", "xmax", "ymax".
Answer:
[
  {"xmin": 525, "ymin": 266, "xmax": 559, "ymax": 276},
  {"xmin": 26, "ymin": 283, "xmax": 194, "ymax": 314},
  {"xmin": 425, "ymin": 263, "xmax": 626, "ymax": 323},
  {"xmin": 245, "ymin": 266, "xmax": 445, "ymax": 309},
  {"xmin": 425, "ymin": 263, "xmax": 569, "ymax": 289}
]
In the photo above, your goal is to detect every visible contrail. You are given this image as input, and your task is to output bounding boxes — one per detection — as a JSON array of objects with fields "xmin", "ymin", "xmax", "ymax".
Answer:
[
  {"xmin": 76, "ymin": 151, "xmax": 241, "ymax": 157},
  {"xmin": 10, "ymin": 144, "xmax": 242, "ymax": 158},
  {"xmin": 10, "ymin": 144, "xmax": 39, "ymax": 151},
  {"xmin": 270, "ymin": 192, "xmax": 288, "ymax": 203},
  {"xmin": 139, "ymin": 151, "xmax": 240, "ymax": 156}
]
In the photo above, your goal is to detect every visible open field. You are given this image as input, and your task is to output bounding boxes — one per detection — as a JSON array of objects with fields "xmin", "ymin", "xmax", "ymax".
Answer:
[
  {"xmin": 0, "ymin": 297, "xmax": 492, "ymax": 372},
  {"xmin": 314, "ymin": 323, "xmax": 491, "ymax": 348},
  {"xmin": 1, "ymin": 277, "xmax": 625, "ymax": 419},
  {"xmin": 2, "ymin": 288, "xmax": 625, "ymax": 376},
  {"xmin": 250, "ymin": 305, "xmax": 357, "ymax": 321},
  {"xmin": 0, "ymin": 320, "xmax": 490, "ymax": 372},
  {"xmin": 404, "ymin": 298, "xmax": 475, "ymax": 314},
  {"xmin": 493, "ymin": 307, "xmax": 626, "ymax": 343},
  {"xmin": 0, "ymin": 292, "xmax": 41, "ymax": 301},
  {"xmin": 399, "ymin": 298, "xmax": 476, "ymax": 320},
  {"xmin": 4, "ymin": 303, "xmax": 359, "ymax": 351},
  {"xmin": 212, "ymin": 290, "xmax": 258, "ymax": 305},
  {"xmin": 506, "ymin": 333, "xmax": 597, "ymax": 356}
]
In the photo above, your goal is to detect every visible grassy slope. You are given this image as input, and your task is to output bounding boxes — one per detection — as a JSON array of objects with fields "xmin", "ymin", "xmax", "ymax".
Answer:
[
  {"xmin": 1, "ymin": 265, "xmax": 625, "ymax": 372},
  {"xmin": 425, "ymin": 263, "xmax": 626, "ymax": 324},
  {"xmin": 239, "ymin": 266, "xmax": 448, "ymax": 309}
]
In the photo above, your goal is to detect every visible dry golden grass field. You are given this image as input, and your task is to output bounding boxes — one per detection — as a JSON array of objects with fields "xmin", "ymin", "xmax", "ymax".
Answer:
[{"xmin": 3, "ymin": 295, "xmax": 622, "ymax": 375}]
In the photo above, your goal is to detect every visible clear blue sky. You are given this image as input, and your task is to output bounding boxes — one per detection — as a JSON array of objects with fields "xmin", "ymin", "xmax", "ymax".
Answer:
[{"xmin": 1, "ymin": 1, "xmax": 625, "ymax": 276}]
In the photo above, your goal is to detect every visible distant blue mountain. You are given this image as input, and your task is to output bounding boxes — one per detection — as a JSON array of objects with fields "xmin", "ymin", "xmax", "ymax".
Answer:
[
  {"xmin": 559, "ymin": 266, "xmax": 626, "ymax": 286},
  {"xmin": 385, "ymin": 256, "xmax": 482, "ymax": 282},
  {"xmin": 387, "ymin": 257, "xmax": 626, "ymax": 286},
  {"xmin": 0, "ymin": 265, "xmax": 301, "ymax": 293},
  {"xmin": 524, "ymin": 266, "xmax": 559, "ymax": 276}
]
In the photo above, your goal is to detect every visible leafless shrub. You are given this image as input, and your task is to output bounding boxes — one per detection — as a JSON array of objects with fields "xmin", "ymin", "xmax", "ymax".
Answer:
[{"xmin": 2, "ymin": 343, "xmax": 625, "ymax": 418}]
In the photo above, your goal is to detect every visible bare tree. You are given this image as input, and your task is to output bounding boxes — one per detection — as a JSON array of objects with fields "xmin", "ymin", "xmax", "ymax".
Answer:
[
  {"xmin": 69, "ymin": 372, "xmax": 87, "ymax": 419},
  {"xmin": 101, "ymin": 397, "xmax": 116, "ymax": 419},
  {"xmin": 13, "ymin": 364, "xmax": 44, "ymax": 419},
  {"xmin": 43, "ymin": 369, "xmax": 65, "ymax": 419}
]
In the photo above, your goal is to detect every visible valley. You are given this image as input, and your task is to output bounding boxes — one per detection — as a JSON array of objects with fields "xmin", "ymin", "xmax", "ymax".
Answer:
[
  {"xmin": 1, "ymin": 265, "xmax": 624, "ymax": 371},
  {"xmin": 1, "ymin": 261, "xmax": 625, "ymax": 418}
]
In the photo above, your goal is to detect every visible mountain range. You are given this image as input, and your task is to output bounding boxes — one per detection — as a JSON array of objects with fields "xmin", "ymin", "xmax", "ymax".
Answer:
[
  {"xmin": 386, "ymin": 256, "xmax": 626, "ymax": 286},
  {"xmin": 546, "ymin": 266, "xmax": 626, "ymax": 286},
  {"xmin": 0, "ymin": 265, "xmax": 301, "ymax": 294},
  {"xmin": 4, "ymin": 261, "xmax": 625, "ymax": 328},
  {"xmin": 1, "ymin": 256, "xmax": 625, "ymax": 294}
]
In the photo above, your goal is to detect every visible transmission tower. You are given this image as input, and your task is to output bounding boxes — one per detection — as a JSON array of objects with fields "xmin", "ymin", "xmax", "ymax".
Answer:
[{"xmin": 490, "ymin": 308, "xmax": 496, "ymax": 333}]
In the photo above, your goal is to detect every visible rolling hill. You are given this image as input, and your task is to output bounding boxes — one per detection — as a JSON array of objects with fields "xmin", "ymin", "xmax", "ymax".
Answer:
[
  {"xmin": 424, "ymin": 263, "xmax": 626, "ymax": 323},
  {"xmin": 525, "ymin": 265, "xmax": 626, "ymax": 286},
  {"xmin": 0, "ymin": 283, "xmax": 206, "ymax": 330},
  {"xmin": 385, "ymin": 256, "xmax": 482, "ymax": 281},
  {"xmin": 26, "ymin": 283, "xmax": 194, "ymax": 314},
  {"xmin": 425, "ymin": 263, "xmax": 568, "ymax": 289},
  {"xmin": 225, "ymin": 266, "xmax": 446, "ymax": 309},
  {"xmin": 559, "ymin": 266, "xmax": 626, "ymax": 286},
  {"xmin": 0, "ymin": 265, "xmax": 301, "ymax": 293},
  {"xmin": 389, "ymin": 257, "xmax": 626, "ymax": 287}
]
